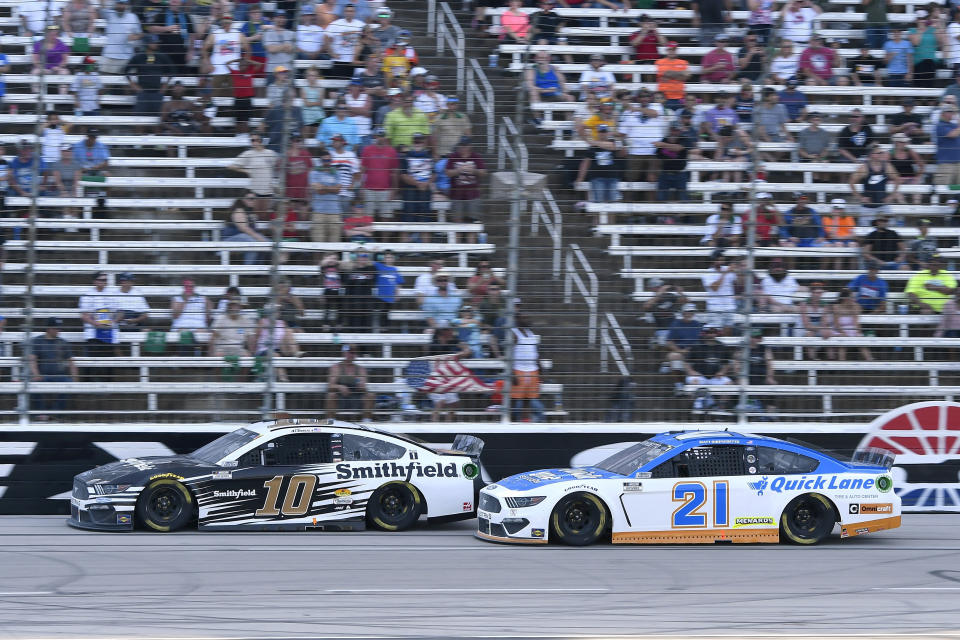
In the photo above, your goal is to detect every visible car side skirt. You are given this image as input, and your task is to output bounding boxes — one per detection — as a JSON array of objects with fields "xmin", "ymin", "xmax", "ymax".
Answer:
[
  {"xmin": 475, "ymin": 531, "xmax": 548, "ymax": 545},
  {"xmin": 840, "ymin": 515, "xmax": 902, "ymax": 539},
  {"xmin": 612, "ymin": 528, "xmax": 781, "ymax": 544}
]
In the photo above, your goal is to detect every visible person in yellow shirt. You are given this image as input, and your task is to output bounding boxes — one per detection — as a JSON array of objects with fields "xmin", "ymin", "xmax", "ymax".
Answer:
[
  {"xmin": 384, "ymin": 93, "xmax": 431, "ymax": 147},
  {"xmin": 576, "ymin": 99, "xmax": 616, "ymax": 142},
  {"xmin": 905, "ymin": 254, "xmax": 958, "ymax": 314}
]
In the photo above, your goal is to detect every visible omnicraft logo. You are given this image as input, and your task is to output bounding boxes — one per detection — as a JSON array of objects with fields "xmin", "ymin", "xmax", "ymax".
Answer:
[
  {"xmin": 750, "ymin": 475, "xmax": 877, "ymax": 496},
  {"xmin": 336, "ymin": 462, "xmax": 458, "ymax": 481},
  {"xmin": 213, "ymin": 489, "xmax": 257, "ymax": 498}
]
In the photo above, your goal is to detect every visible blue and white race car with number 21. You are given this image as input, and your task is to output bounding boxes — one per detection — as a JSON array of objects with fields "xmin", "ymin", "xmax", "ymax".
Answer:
[{"xmin": 477, "ymin": 431, "xmax": 901, "ymax": 546}]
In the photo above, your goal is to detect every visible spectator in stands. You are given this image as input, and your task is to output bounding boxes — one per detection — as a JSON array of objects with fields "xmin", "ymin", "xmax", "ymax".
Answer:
[
  {"xmin": 861, "ymin": 215, "xmax": 908, "ymax": 270},
  {"xmin": 9, "ymin": 142, "xmax": 46, "ymax": 199},
  {"xmin": 796, "ymin": 282, "xmax": 832, "ymax": 360},
  {"xmin": 329, "ymin": 133, "xmax": 360, "ymax": 211},
  {"xmin": 343, "ymin": 202, "xmax": 374, "ymax": 242},
  {"xmin": 701, "ymin": 249, "xmax": 737, "ymax": 330},
  {"xmin": 451, "ymin": 305, "xmax": 485, "ymax": 359},
  {"xmin": 317, "ymin": 102, "xmax": 358, "ymax": 150},
  {"xmin": 372, "ymin": 7, "xmax": 398, "ymax": 49},
  {"xmin": 326, "ymin": 4, "xmax": 365, "ymax": 78},
  {"xmin": 384, "ymin": 94, "xmax": 430, "ymax": 148},
  {"xmin": 239, "ymin": 5, "xmax": 269, "ymax": 71},
  {"xmin": 203, "ymin": 14, "xmax": 246, "ymax": 99},
  {"xmin": 936, "ymin": 104, "xmax": 960, "ymax": 188},
  {"xmin": 266, "ymin": 66, "xmax": 294, "ymax": 107},
  {"xmin": 579, "ymin": 54, "xmax": 616, "ymax": 101},
  {"xmin": 837, "ymin": 109, "xmax": 875, "ymax": 163},
  {"xmin": 779, "ymin": 0, "xmax": 820, "ymax": 46},
  {"xmin": 947, "ymin": 11, "xmax": 960, "ymax": 75},
  {"xmin": 345, "ymin": 79, "xmax": 374, "ymax": 148},
  {"xmin": 889, "ymin": 99, "xmax": 925, "ymax": 145},
  {"xmin": 862, "ymin": 0, "xmax": 889, "ymax": 49},
  {"xmin": 527, "ymin": 52, "xmax": 573, "ymax": 104},
  {"xmin": 662, "ymin": 302, "xmax": 700, "ymax": 373},
  {"xmin": 318, "ymin": 253, "xmax": 344, "ymax": 330},
  {"xmin": 850, "ymin": 144, "xmax": 900, "ymax": 225},
  {"xmin": 171, "ymin": 279, "xmax": 211, "ymax": 352},
  {"xmin": 778, "ymin": 79, "xmax": 807, "ymax": 122},
  {"xmin": 360, "ymin": 127, "xmax": 398, "ymax": 219},
  {"xmin": 683, "ymin": 325, "xmax": 733, "ymax": 388},
  {"xmin": 262, "ymin": 11, "xmax": 295, "ymax": 83},
  {"xmin": 889, "ymin": 133, "xmax": 925, "ymax": 205},
  {"xmin": 54, "ymin": 144, "xmax": 79, "ymax": 199},
  {"xmin": 284, "ymin": 135, "xmax": 313, "ymax": 203},
  {"xmin": 300, "ymin": 66, "xmax": 327, "ymax": 138},
  {"xmin": 414, "ymin": 259, "xmax": 449, "ymax": 302},
  {"xmin": 831, "ymin": 288, "xmax": 873, "ymax": 361},
  {"xmin": 797, "ymin": 111, "xmax": 833, "ymax": 162},
  {"xmin": 577, "ymin": 126, "xmax": 625, "ymax": 206},
  {"xmin": 296, "ymin": 11, "xmax": 325, "ymax": 60},
  {"xmin": 760, "ymin": 258, "xmax": 800, "ymax": 312},
  {"xmin": 531, "ymin": 0, "xmax": 564, "ymax": 46},
  {"xmin": 849, "ymin": 44, "xmax": 883, "ymax": 87},
  {"xmin": 769, "ymin": 40, "xmax": 800, "ymax": 84},
  {"xmin": 618, "ymin": 92, "xmax": 663, "ymax": 198},
  {"xmin": 692, "ymin": 0, "xmax": 730, "ymax": 46},
  {"xmin": 425, "ymin": 328, "xmax": 472, "ymax": 422},
  {"xmin": 114, "ymin": 272, "xmax": 150, "ymax": 333},
  {"xmin": 701, "ymin": 34, "xmax": 736, "ymax": 84},
  {"xmin": 334, "ymin": 0, "xmax": 375, "ymax": 23},
  {"xmin": 272, "ymin": 278, "xmax": 304, "ymax": 333},
  {"xmin": 702, "ymin": 92, "xmax": 738, "ymax": 137},
  {"xmin": 655, "ymin": 42, "xmax": 689, "ymax": 110},
  {"xmin": 40, "ymin": 114, "xmax": 65, "ymax": 169},
  {"xmin": 883, "ymin": 27, "xmax": 914, "ymax": 87},
  {"xmin": 209, "ymin": 299, "xmax": 255, "ymax": 358},
  {"xmin": 733, "ymin": 80, "xmax": 755, "ymax": 124},
  {"xmin": 343, "ymin": 251, "xmax": 377, "ymax": 332},
  {"xmin": 32, "ymin": 25, "xmax": 70, "ymax": 83},
  {"xmin": 908, "ymin": 14, "xmax": 940, "ymax": 86},
  {"xmin": 905, "ymin": 254, "xmax": 957, "ymax": 314},
  {"xmin": 510, "ymin": 316, "xmax": 544, "ymax": 423},
  {"xmin": 434, "ymin": 98, "xmax": 473, "ymax": 158},
  {"xmin": 701, "ymin": 203, "xmax": 742, "ymax": 248},
  {"xmin": 99, "ymin": 0, "xmax": 142, "ymax": 75},
  {"xmin": 501, "ymin": 0, "xmax": 531, "ymax": 43},
  {"xmin": 413, "ymin": 75, "xmax": 446, "ymax": 123},
  {"xmin": 317, "ymin": 0, "xmax": 339, "ymax": 28},
  {"xmin": 654, "ymin": 123, "xmax": 691, "ymax": 202},
  {"xmin": 144, "ymin": 0, "xmax": 189, "ymax": 74},
  {"xmin": 467, "ymin": 261, "xmax": 505, "ymax": 306},
  {"xmin": 373, "ymin": 250, "xmax": 402, "ymax": 332},
  {"xmin": 422, "ymin": 274, "xmax": 462, "ymax": 329},
  {"xmin": 382, "ymin": 31, "xmax": 418, "ymax": 87},
  {"xmin": 309, "ymin": 150, "xmax": 343, "ymax": 242},
  {"xmin": 577, "ymin": 99, "xmax": 616, "ymax": 142},
  {"xmin": 753, "ymin": 88, "xmax": 791, "ymax": 161},
  {"xmin": 714, "ymin": 125, "xmax": 752, "ymax": 183},
  {"xmin": 753, "ymin": 191, "xmax": 783, "ymax": 246},
  {"xmin": 326, "ymin": 344, "xmax": 373, "ymax": 420},
  {"xmin": 781, "ymin": 193, "xmax": 824, "ymax": 246},
  {"xmin": 264, "ymin": 86, "xmax": 305, "ymax": 154},
  {"xmin": 229, "ymin": 133, "xmax": 278, "ymax": 216},
  {"xmin": 159, "ymin": 81, "xmax": 208, "ymax": 138},
  {"xmin": 823, "ymin": 199, "xmax": 857, "ymax": 270},
  {"xmin": 907, "ymin": 218, "xmax": 939, "ymax": 270},
  {"xmin": 744, "ymin": 330, "xmax": 777, "ymax": 386},
  {"xmin": 126, "ymin": 36, "xmax": 172, "ymax": 127},
  {"xmin": 799, "ymin": 34, "xmax": 837, "ymax": 86},
  {"xmin": 30, "ymin": 317, "xmax": 78, "ymax": 419},
  {"xmin": 738, "ymin": 34, "xmax": 767, "ymax": 82},
  {"xmin": 478, "ymin": 282, "xmax": 506, "ymax": 349},
  {"xmin": 934, "ymin": 288, "xmax": 960, "ymax": 337},
  {"xmin": 72, "ymin": 128, "xmax": 109, "ymax": 180},
  {"xmin": 251, "ymin": 307, "xmax": 299, "ymax": 380},
  {"xmin": 848, "ymin": 264, "xmax": 888, "ymax": 313},
  {"xmin": 629, "ymin": 14, "xmax": 664, "ymax": 63},
  {"xmin": 446, "ymin": 137, "xmax": 487, "ymax": 243},
  {"xmin": 222, "ymin": 193, "xmax": 267, "ymax": 265},
  {"xmin": 79, "ymin": 271, "xmax": 119, "ymax": 368}
]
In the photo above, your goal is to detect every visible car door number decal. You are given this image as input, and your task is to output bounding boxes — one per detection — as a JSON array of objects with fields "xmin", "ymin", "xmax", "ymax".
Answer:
[
  {"xmin": 255, "ymin": 474, "xmax": 318, "ymax": 517},
  {"xmin": 672, "ymin": 481, "xmax": 729, "ymax": 528}
]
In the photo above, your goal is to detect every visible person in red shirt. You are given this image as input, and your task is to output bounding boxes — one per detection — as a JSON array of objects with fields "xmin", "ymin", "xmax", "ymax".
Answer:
[
  {"xmin": 284, "ymin": 135, "xmax": 314, "ymax": 202},
  {"xmin": 343, "ymin": 203, "xmax": 375, "ymax": 242},
  {"xmin": 445, "ymin": 136, "xmax": 487, "ymax": 243},
  {"xmin": 798, "ymin": 34, "xmax": 837, "ymax": 85},
  {"xmin": 700, "ymin": 34, "xmax": 737, "ymax": 83},
  {"xmin": 629, "ymin": 15, "xmax": 665, "ymax": 63},
  {"xmin": 227, "ymin": 57, "xmax": 262, "ymax": 133},
  {"xmin": 753, "ymin": 192, "xmax": 784, "ymax": 246},
  {"xmin": 359, "ymin": 127, "xmax": 400, "ymax": 221}
]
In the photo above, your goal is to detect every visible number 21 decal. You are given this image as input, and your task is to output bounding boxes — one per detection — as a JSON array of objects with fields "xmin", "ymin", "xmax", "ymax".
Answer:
[{"xmin": 672, "ymin": 481, "xmax": 729, "ymax": 528}]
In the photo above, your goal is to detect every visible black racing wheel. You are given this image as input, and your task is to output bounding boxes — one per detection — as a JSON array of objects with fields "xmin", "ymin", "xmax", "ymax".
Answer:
[
  {"xmin": 549, "ymin": 492, "xmax": 608, "ymax": 546},
  {"xmin": 366, "ymin": 482, "xmax": 422, "ymax": 531},
  {"xmin": 780, "ymin": 493, "xmax": 836, "ymax": 545},
  {"xmin": 136, "ymin": 478, "xmax": 194, "ymax": 532}
]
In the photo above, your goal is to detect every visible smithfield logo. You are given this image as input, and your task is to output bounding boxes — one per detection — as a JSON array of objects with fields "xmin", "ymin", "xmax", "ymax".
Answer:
[
  {"xmin": 213, "ymin": 489, "xmax": 257, "ymax": 498},
  {"xmin": 335, "ymin": 462, "xmax": 458, "ymax": 481},
  {"xmin": 753, "ymin": 475, "xmax": 877, "ymax": 496}
]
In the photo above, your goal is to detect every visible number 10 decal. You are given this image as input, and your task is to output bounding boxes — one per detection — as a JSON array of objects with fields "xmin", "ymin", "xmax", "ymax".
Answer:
[
  {"xmin": 256, "ymin": 474, "xmax": 318, "ymax": 517},
  {"xmin": 672, "ymin": 481, "xmax": 730, "ymax": 528}
]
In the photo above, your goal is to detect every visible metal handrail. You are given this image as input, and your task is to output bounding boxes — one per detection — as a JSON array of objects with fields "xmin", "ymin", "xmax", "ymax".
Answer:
[
  {"xmin": 466, "ymin": 58, "xmax": 495, "ymax": 152},
  {"xmin": 436, "ymin": 3, "xmax": 466, "ymax": 95},
  {"xmin": 563, "ymin": 243, "xmax": 598, "ymax": 345},
  {"xmin": 531, "ymin": 189, "xmax": 562, "ymax": 279},
  {"xmin": 600, "ymin": 312, "xmax": 633, "ymax": 377}
]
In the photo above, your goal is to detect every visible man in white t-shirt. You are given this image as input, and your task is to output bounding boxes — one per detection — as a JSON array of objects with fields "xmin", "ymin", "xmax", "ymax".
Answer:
[
  {"xmin": 209, "ymin": 299, "xmax": 256, "ymax": 357},
  {"xmin": 78, "ymin": 271, "xmax": 119, "ymax": 379},
  {"xmin": 578, "ymin": 54, "xmax": 616, "ymax": 100},
  {"xmin": 326, "ymin": 3, "xmax": 365, "ymax": 65},
  {"xmin": 296, "ymin": 12, "xmax": 325, "ymax": 60},
  {"xmin": 701, "ymin": 204, "xmax": 743, "ymax": 247},
  {"xmin": 19, "ymin": 0, "xmax": 64, "ymax": 37},
  {"xmin": 414, "ymin": 258, "xmax": 456, "ymax": 304},
  {"xmin": 114, "ymin": 272, "xmax": 151, "ymax": 332},
  {"xmin": 760, "ymin": 258, "xmax": 800, "ymax": 312},
  {"xmin": 947, "ymin": 18, "xmax": 960, "ymax": 73},
  {"xmin": 779, "ymin": 0, "xmax": 821, "ymax": 46},
  {"xmin": 617, "ymin": 91, "xmax": 664, "ymax": 188},
  {"xmin": 701, "ymin": 249, "xmax": 737, "ymax": 329}
]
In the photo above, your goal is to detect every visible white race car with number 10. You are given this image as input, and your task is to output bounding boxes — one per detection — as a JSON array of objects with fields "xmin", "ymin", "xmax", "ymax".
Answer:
[{"xmin": 477, "ymin": 431, "xmax": 901, "ymax": 545}]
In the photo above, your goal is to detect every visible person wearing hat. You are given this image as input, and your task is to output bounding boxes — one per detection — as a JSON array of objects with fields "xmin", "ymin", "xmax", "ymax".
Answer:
[
  {"xmin": 848, "ymin": 263, "xmax": 889, "ymax": 313},
  {"xmin": 618, "ymin": 91, "xmax": 664, "ymax": 196},
  {"xmin": 328, "ymin": 132, "xmax": 360, "ymax": 211},
  {"xmin": 579, "ymin": 54, "xmax": 616, "ymax": 101},
  {"xmin": 384, "ymin": 93, "xmax": 430, "ymax": 148},
  {"xmin": 576, "ymin": 124, "xmax": 625, "ymax": 206},
  {"xmin": 326, "ymin": 3, "xmax": 365, "ymax": 77},
  {"xmin": 936, "ymin": 103, "xmax": 960, "ymax": 188},
  {"xmin": 359, "ymin": 127, "xmax": 400, "ymax": 220},
  {"xmin": 343, "ymin": 251, "xmax": 378, "ymax": 332},
  {"xmin": 229, "ymin": 133, "xmax": 278, "ymax": 216},
  {"xmin": 753, "ymin": 191, "xmax": 783, "ymax": 246},
  {"xmin": 768, "ymin": 40, "xmax": 799, "ymax": 85},
  {"xmin": 849, "ymin": 144, "xmax": 900, "ymax": 226},
  {"xmin": 837, "ymin": 108, "xmax": 875, "ymax": 163},
  {"xmin": 643, "ymin": 280, "xmax": 688, "ymax": 346},
  {"xmin": 294, "ymin": 11, "xmax": 324, "ymax": 60},
  {"xmin": 683, "ymin": 325, "xmax": 733, "ymax": 389},
  {"xmin": 701, "ymin": 34, "xmax": 736, "ymax": 83},
  {"xmin": 413, "ymin": 75, "xmax": 447, "ymax": 121},
  {"xmin": 798, "ymin": 34, "xmax": 837, "ymax": 85},
  {"xmin": 630, "ymin": 14, "xmax": 666, "ymax": 64},
  {"xmin": 202, "ymin": 13, "xmax": 249, "ymax": 98},
  {"xmin": 8, "ymin": 141, "xmax": 45, "ymax": 199},
  {"xmin": 662, "ymin": 302, "xmax": 700, "ymax": 375},
  {"xmin": 115, "ymin": 273, "xmax": 150, "ymax": 332},
  {"xmin": 701, "ymin": 202, "xmax": 742, "ymax": 248},
  {"xmin": 433, "ymin": 96, "xmax": 473, "ymax": 157},
  {"xmin": 906, "ymin": 218, "xmax": 940, "ymax": 270},
  {"xmin": 79, "ymin": 271, "xmax": 120, "ymax": 371},
  {"xmin": 654, "ymin": 123, "xmax": 693, "ymax": 202},
  {"xmin": 72, "ymin": 127, "xmax": 110, "ymax": 185},
  {"xmin": 889, "ymin": 131, "xmax": 925, "ymax": 205},
  {"xmin": 30, "ymin": 317, "xmax": 78, "ymax": 418},
  {"xmin": 372, "ymin": 7, "xmax": 399, "ymax": 49},
  {"xmin": 780, "ymin": 193, "xmax": 825, "ymax": 261},
  {"xmin": 777, "ymin": 78, "xmax": 807, "ymax": 122},
  {"xmin": 822, "ymin": 199, "xmax": 857, "ymax": 270},
  {"xmin": 381, "ymin": 29, "xmax": 419, "ymax": 86},
  {"xmin": 654, "ymin": 42, "xmax": 689, "ymax": 110},
  {"xmin": 125, "ymin": 35, "xmax": 173, "ymax": 125},
  {"xmin": 738, "ymin": 33, "xmax": 767, "ymax": 81},
  {"xmin": 326, "ymin": 344, "xmax": 374, "ymax": 421},
  {"xmin": 862, "ymin": 215, "xmax": 908, "ymax": 270},
  {"xmin": 576, "ymin": 98, "xmax": 616, "ymax": 142},
  {"xmin": 264, "ymin": 85, "xmax": 304, "ymax": 154},
  {"xmin": 98, "ymin": 0, "xmax": 143, "ymax": 75},
  {"xmin": 398, "ymin": 133, "xmax": 434, "ymax": 241}
]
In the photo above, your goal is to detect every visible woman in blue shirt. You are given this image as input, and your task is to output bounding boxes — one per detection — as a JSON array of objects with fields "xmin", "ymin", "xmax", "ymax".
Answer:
[{"xmin": 374, "ymin": 250, "xmax": 403, "ymax": 331}]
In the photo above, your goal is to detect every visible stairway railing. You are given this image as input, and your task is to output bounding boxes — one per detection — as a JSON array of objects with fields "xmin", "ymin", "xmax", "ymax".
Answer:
[
  {"xmin": 436, "ymin": 2, "xmax": 466, "ymax": 95},
  {"xmin": 563, "ymin": 243, "xmax": 598, "ymax": 346},
  {"xmin": 531, "ymin": 189, "xmax": 562, "ymax": 279},
  {"xmin": 466, "ymin": 58, "xmax": 495, "ymax": 153},
  {"xmin": 600, "ymin": 312, "xmax": 634, "ymax": 377}
]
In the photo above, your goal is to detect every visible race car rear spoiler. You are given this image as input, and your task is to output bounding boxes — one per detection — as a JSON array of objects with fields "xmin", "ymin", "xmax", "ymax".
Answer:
[{"xmin": 451, "ymin": 434, "xmax": 484, "ymax": 457}]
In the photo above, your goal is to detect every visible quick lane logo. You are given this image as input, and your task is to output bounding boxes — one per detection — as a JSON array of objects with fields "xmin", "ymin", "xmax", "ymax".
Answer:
[
  {"xmin": 335, "ymin": 462, "xmax": 458, "ymax": 481},
  {"xmin": 750, "ymin": 475, "xmax": 877, "ymax": 496},
  {"xmin": 213, "ymin": 489, "xmax": 257, "ymax": 498}
]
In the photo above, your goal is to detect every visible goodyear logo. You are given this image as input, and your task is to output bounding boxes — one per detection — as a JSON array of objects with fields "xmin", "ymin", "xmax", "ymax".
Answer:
[{"xmin": 750, "ymin": 475, "xmax": 877, "ymax": 496}]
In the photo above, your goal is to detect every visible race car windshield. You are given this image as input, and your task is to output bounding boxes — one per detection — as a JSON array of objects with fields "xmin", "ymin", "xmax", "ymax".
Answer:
[
  {"xmin": 191, "ymin": 428, "xmax": 262, "ymax": 464},
  {"xmin": 594, "ymin": 440, "xmax": 674, "ymax": 476}
]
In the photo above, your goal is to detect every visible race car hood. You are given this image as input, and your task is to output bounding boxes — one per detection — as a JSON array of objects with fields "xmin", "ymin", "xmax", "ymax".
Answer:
[
  {"xmin": 75, "ymin": 455, "xmax": 214, "ymax": 484},
  {"xmin": 495, "ymin": 467, "xmax": 622, "ymax": 491}
]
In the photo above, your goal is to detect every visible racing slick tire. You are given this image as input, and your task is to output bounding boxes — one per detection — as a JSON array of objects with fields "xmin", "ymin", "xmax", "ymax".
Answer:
[
  {"xmin": 136, "ymin": 478, "xmax": 195, "ymax": 532},
  {"xmin": 366, "ymin": 482, "xmax": 422, "ymax": 531},
  {"xmin": 780, "ymin": 493, "xmax": 837, "ymax": 545},
  {"xmin": 549, "ymin": 492, "xmax": 609, "ymax": 546}
]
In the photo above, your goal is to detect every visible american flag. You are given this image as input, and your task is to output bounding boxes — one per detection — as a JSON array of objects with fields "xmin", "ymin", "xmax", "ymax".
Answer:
[{"xmin": 404, "ymin": 356, "xmax": 495, "ymax": 394}]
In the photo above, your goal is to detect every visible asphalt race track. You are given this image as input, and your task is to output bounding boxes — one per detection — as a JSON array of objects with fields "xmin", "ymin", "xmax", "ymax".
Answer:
[{"xmin": 0, "ymin": 515, "xmax": 959, "ymax": 639}]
